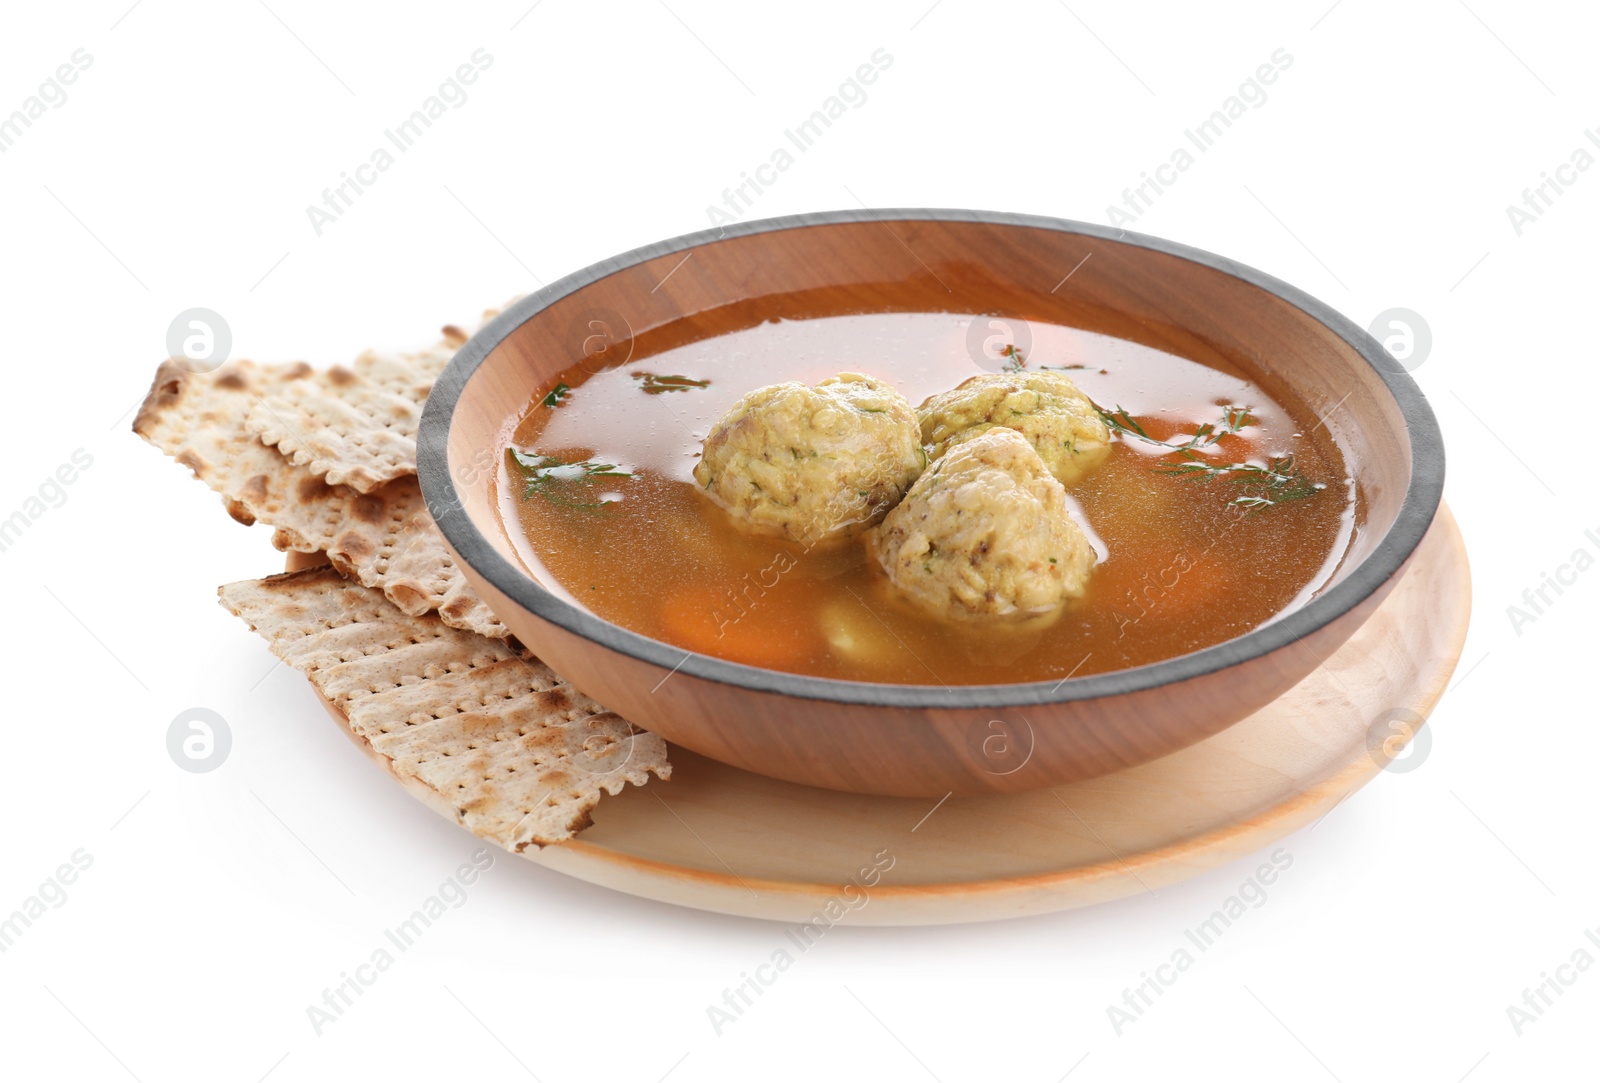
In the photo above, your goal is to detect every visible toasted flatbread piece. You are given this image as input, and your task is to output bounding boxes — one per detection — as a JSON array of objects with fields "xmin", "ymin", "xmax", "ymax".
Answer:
[
  {"xmin": 219, "ymin": 566, "xmax": 670, "ymax": 848},
  {"xmin": 132, "ymin": 359, "xmax": 317, "ymax": 527},
  {"xmin": 245, "ymin": 331, "xmax": 462, "ymax": 493},
  {"xmin": 134, "ymin": 360, "xmax": 506, "ymax": 638}
]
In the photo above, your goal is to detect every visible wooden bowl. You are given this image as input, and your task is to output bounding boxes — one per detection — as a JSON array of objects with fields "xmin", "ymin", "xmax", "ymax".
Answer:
[{"xmin": 419, "ymin": 210, "xmax": 1446, "ymax": 798}]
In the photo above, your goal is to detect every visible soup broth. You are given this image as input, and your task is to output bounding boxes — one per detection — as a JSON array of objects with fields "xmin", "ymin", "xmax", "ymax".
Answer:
[{"xmin": 499, "ymin": 312, "xmax": 1354, "ymax": 685}]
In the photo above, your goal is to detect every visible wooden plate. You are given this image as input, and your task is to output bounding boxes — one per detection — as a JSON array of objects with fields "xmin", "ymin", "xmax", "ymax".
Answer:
[{"xmin": 306, "ymin": 504, "xmax": 1469, "ymax": 925}]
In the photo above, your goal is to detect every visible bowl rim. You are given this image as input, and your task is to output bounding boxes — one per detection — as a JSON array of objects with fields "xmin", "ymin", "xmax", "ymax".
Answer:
[{"xmin": 420, "ymin": 208, "xmax": 1446, "ymax": 709}]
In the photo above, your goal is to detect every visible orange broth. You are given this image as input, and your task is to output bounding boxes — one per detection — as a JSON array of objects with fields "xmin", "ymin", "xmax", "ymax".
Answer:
[{"xmin": 498, "ymin": 312, "xmax": 1354, "ymax": 685}]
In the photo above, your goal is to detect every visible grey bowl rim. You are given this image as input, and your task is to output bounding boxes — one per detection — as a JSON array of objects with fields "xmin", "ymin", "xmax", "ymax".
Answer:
[{"xmin": 418, "ymin": 207, "xmax": 1446, "ymax": 710}]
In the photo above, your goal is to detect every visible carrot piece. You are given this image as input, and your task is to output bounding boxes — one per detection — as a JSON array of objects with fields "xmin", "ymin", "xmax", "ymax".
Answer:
[
  {"xmin": 659, "ymin": 582, "xmax": 813, "ymax": 670},
  {"xmin": 1091, "ymin": 549, "xmax": 1235, "ymax": 627}
]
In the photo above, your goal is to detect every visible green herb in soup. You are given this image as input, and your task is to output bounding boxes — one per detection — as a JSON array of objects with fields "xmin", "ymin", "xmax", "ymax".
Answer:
[
  {"xmin": 509, "ymin": 448, "xmax": 632, "ymax": 511},
  {"xmin": 631, "ymin": 372, "xmax": 712, "ymax": 394},
  {"xmin": 1095, "ymin": 403, "xmax": 1327, "ymax": 510}
]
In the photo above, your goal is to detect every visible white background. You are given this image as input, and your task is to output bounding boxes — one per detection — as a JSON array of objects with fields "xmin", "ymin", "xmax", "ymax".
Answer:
[{"xmin": 1, "ymin": 1, "xmax": 1595, "ymax": 1079}]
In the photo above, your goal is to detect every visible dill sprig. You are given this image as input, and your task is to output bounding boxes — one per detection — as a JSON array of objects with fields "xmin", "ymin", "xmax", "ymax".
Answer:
[
  {"xmin": 632, "ymin": 372, "xmax": 711, "ymax": 394},
  {"xmin": 542, "ymin": 382, "xmax": 571, "ymax": 408},
  {"xmin": 1096, "ymin": 402, "xmax": 1254, "ymax": 451},
  {"xmin": 509, "ymin": 448, "xmax": 632, "ymax": 510},
  {"xmin": 1158, "ymin": 452, "xmax": 1324, "ymax": 508},
  {"xmin": 1094, "ymin": 403, "xmax": 1323, "ymax": 510}
]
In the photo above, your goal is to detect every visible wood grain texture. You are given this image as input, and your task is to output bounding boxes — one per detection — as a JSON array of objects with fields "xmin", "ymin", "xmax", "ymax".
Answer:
[
  {"xmin": 433, "ymin": 214, "xmax": 1444, "ymax": 796},
  {"xmin": 312, "ymin": 504, "xmax": 1469, "ymax": 925}
]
